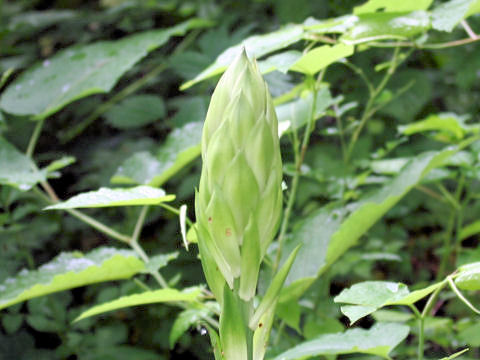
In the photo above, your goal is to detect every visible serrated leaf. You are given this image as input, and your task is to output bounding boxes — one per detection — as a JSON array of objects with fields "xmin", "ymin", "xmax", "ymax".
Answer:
[
  {"xmin": 431, "ymin": 0, "xmax": 480, "ymax": 32},
  {"xmin": 342, "ymin": 11, "xmax": 430, "ymax": 44},
  {"xmin": 354, "ymin": 0, "xmax": 433, "ymax": 14},
  {"xmin": 0, "ymin": 19, "xmax": 209, "ymax": 119},
  {"xmin": 181, "ymin": 24, "xmax": 304, "ymax": 89},
  {"xmin": 334, "ymin": 281, "xmax": 444, "ymax": 324},
  {"xmin": 0, "ymin": 247, "xmax": 145, "ymax": 310},
  {"xmin": 75, "ymin": 287, "xmax": 202, "ymax": 322},
  {"xmin": 282, "ymin": 141, "xmax": 473, "ymax": 301},
  {"xmin": 169, "ymin": 306, "xmax": 211, "ymax": 348},
  {"xmin": 45, "ymin": 185, "xmax": 175, "ymax": 210},
  {"xmin": 0, "ymin": 137, "xmax": 47, "ymax": 190},
  {"xmin": 273, "ymin": 322, "xmax": 409, "ymax": 359},
  {"xmin": 290, "ymin": 43, "xmax": 354, "ymax": 75},
  {"xmin": 105, "ymin": 94, "xmax": 165, "ymax": 129},
  {"xmin": 455, "ymin": 262, "xmax": 480, "ymax": 290},
  {"xmin": 111, "ymin": 121, "xmax": 202, "ymax": 187}
]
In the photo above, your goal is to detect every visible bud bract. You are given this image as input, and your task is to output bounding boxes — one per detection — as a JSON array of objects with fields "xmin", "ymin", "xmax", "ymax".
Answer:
[{"xmin": 196, "ymin": 49, "xmax": 283, "ymax": 301}]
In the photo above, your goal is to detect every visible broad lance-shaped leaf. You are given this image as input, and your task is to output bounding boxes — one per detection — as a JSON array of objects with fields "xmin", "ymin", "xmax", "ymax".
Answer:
[
  {"xmin": 0, "ymin": 137, "xmax": 47, "ymax": 191},
  {"xmin": 180, "ymin": 24, "xmax": 304, "ymax": 89},
  {"xmin": 273, "ymin": 322, "xmax": 410, "ymax": 360},
  {"xmin": 111, "ymin": 121, "xmax": 202, "ymax": 187},
  {"xmin": 45, "ymin": 185, "xmax": 175, "ymax": 210},
  {"xmin": 249, "ymin": 245, "xmax": 300, "ymax": 330},
  {"xmin": 353, "ymin": 0, "xmax": 433, "ymax": 14},
  {"xmin": 0, "ymin": 247, "xmax": 145, "ymax": 310},
  {"xmin": 75, "ymin": 287, "xmax": 202, "ymax": 322},
  {"xmin": 334, "ymin": 281, "xmax": 445, "ymax": 324},
  {"xmin": 290, "ymin": 43, "xmax": 354, "ymax": 75},
  {"xmin": 0, "ymin": 19, "xmax": 209, "ymax": 119},
  {"xmin": 281, "ymin": 139, "xmax": 475, "ymax": 302}
]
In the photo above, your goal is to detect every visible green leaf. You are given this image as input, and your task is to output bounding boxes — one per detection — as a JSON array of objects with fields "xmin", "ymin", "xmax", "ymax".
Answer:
[
  {"xmin": 334, "ymin": 281, "xmax": 444, "ymax": 324},
  {"xmin": 45, "ymin": 155, "xmax": 76, "ymax": 173},
  {"xmin": 206, "ymin": 325, "xmax": 224, "ymax": 360},
  {"xmin": 354, "ymin": 0, "xmax": 433, "ymax": 14},
  {"xmin": 142, "ymin": 252, "xmax": 179, "ymax": 275},
  {"xmin": 276, "ymin": 86, "xmax": 334, "ymax": 134},
  {"xmin": 220, "ymin": 285, "xmax": 248, "ymax": 360},
  {"xmin": 455, "ymin": 262, "xmax": 480, "ymax": 290},
  {"xmin": 290, "ymin": 44, "xmax": 354, "ymax": 75},
  {"xmin": 0, "ymin": 137, "xmax": 47, "ymax": 190},
  {"xmin": 111, "ymin": 121, "xmax": 202, "ymax": 187},
  {"xmin": 0, "ymin": 19, "xmax": 209, "ymax": 119},
  {"xmin": 342, "ymin": 11, "xmax": 430, "ymax": 44},
  {"xmin": 169, "ymin": 306, "xmax": 211, "ymax": 348},
  {"xmin": 0, "ymin": 247, "xmax": 145, "ymax": 310},
  {"xmin": 459, "ymin": 220, "xmax": 480, "ymax": 241},
  {"xmin": 253, "ymin": 301, "xmax": 276, "ymax": 360},
  {"xmin": 181, "ymin": 24, "xmax": 304, "ymax": 89},
  {"xmin": 273, "ymin": 322, "xmax": 409, "ymax": 359},
  {"xmin": 45, "ymin": 185, "xmax": 175, "ymax": 210},
  {"xmin": 283, "ymin": 141, "xmax": 471, "ymax": 300},
  {"xmin": 431, "ymin": 0, "xmax": 480, "ymax": 32},
  {"xmin": 257, "ymin": 51, "xmax": 302, "ymax": 74},
  {"xmin": 74, "ymin": 287, "xmax": 202, "ymax": 322},
  {"xmin": 105, "ymin": 94, "xmax": 165, "ymax": 129},
  {"xmin": 439, "ymin": 348, "xmax": 470, "ymax": 359},
  {"xmin": 249, "ymin": 245, "xmax": 300, "ymax": 330},
  {"xmin": 399, "ymin": 113, "xmax": 476, "ymax": 141},
  {"xmin": 8, "ymin": 10, "xmax": 76, "ymax": 31}
]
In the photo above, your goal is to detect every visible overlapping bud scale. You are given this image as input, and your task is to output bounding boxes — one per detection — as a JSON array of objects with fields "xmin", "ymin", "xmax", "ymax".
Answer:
[{"xmin": 196, "ymin": 50, "xmax": 283, "ymax": 301}]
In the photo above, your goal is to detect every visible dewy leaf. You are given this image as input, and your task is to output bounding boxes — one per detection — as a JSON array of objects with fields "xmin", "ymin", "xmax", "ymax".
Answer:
[
  {"xmin": 282, "ymin": 141, "xmax": 472, "ymax": 300},
  {"xmin": 455, "ymin": 262, "xmax": 480, "ymax": 291},
  {"xmin": 111, "ymin": 121, "xmax": 202, "ymax": 187},
  {"xmin": 0, "ymin": 19, "xmax": 209, "ymax": 119},
  {"xmin": 431, "ymin": 0, "xmax": 480, "ymax": 32},
  {"xmin": 354, "ymin": 0, "xmax": 433, "ymax": 14},
  {"xmin": 290, "ymin": 44, "xmax": 354, "ymax": 75},
  {"xmin": 273, "ymin": 322, "xmax": 409, "ymax": 360},
  {"xmin": 105, "ymin": 94, "xmax": 165, "ymax": 129},
  {"xmin": 0, "ymin": 247, "xmax": 145, "ymax": 310},
  {"xmin": 333, "ymin": 281, "xmax": 445, "ymax": 324},
  {"xmin": 0, "ymin": 137, "xmax": 47, "ymax": 190},
  {"xmin": 180, "ymin": 24, "xmax": 304, "ymax": 89},
  {"xmin": 45, "ymin": 185, "xmax": 175, "ymax": 210},
  {"xmin": 342, "ymin": 11, "xmax": 430, "ymax": 44},
  {"xmin": 74, "ymin": 287, "xmax": 202, "ymax": 322}
]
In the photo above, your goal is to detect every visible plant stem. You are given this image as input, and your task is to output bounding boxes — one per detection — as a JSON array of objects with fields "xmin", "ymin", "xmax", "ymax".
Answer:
[
  {"xmin": 132, "ymin": 206, "xmax": 149, "ymax": 243},
  {"xmin": 26, "ymin": 118, "xmax": 45, "ymax": 158},
  {"xmin": 346, "ymin": 46, "xmax": 400, "ymax": 162},
  {"xmin": 273, "ymin": 74, "xmax": 319, "ymax": 272},
  {"xmin": 418, "ymin": 281, "xmax": 447, "ymax": 360}
]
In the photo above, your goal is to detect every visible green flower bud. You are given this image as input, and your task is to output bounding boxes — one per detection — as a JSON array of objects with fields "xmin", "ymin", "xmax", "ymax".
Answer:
[{"xmin": 196, "ymin": 49, "xmax": 283, "ymax": 301}]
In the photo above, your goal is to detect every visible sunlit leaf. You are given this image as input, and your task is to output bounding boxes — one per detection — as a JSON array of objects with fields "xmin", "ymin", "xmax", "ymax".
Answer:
[
  {"xmin": 0, "ymin": 247, "xmax": 145, "ymax": 310},
  {"xmin": 75, "ymin": 287, "xmax": 202, "ymax": 322},
  {"xmin": 455, "ymin": 262, "xmax": 480, "ymax": 291},
  {"xmin": 354, "ymin": 0, "xmax": 433, "ymax": 14},
  {"xmin": 431, "ymin": 0, "xmax": 480, "ymax": 32},
  {"xmin": 45, "ymin": 185, "xmax": 175, "ymax": 210},
  {"xmin": 273, "ymin": 322, "xmax": 409, "ymax": 359},
  {"xmin": 290, "ymin": 43, "xmax": 354, "ymax": 75}
]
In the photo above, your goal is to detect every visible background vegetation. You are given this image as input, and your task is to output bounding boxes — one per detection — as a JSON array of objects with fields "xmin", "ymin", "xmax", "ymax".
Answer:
[{"xmin": 0, "ymin": 0, "xmax": 479, "ymax": 359}]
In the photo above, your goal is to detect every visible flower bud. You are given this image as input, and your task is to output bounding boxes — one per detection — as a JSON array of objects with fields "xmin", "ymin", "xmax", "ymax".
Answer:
[{"xmin": 196, "ymin": 49, "xmax": 283, "ymax": 301}]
